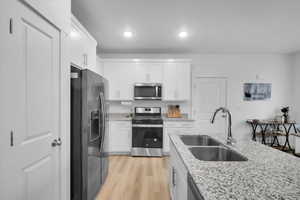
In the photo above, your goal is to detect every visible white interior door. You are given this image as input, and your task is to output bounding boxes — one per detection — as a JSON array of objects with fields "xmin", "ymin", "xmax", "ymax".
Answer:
[
  {"xmin": 193, "ymin": 77, "xmax": 227, "ymax": 134},
  {"xmin": 0, "ymin": 2, "xmax": 61, "ymax": 200}
]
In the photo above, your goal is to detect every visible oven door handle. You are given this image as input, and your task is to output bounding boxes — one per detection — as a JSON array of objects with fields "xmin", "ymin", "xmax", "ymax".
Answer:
[{"xmin": 132, "ymin": 124, "xmax": 163, "ymax": 128}]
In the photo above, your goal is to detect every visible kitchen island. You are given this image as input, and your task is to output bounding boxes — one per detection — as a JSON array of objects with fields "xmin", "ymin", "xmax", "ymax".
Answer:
[{"xmin": 169, "ymin": 134, "xmax": 300, "ymax": 200}]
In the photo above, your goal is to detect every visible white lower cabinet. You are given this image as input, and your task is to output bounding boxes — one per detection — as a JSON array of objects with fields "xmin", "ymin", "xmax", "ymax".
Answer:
[
  {"xmin": 169, "ymin": 140, "xmax": 188, "ymax": 200},
  {"xmin": 164, "ymin": 121, "xmax": 195, "ymax": 153},
  {"xmin": 108, "ymin": 121, "xmax": 131, "ymax": 153}
]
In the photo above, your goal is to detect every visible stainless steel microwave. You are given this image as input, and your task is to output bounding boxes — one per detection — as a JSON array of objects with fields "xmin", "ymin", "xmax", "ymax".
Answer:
[{"xmin": 134, "ymin": 83, "xmax": 162, "ymax": 100}]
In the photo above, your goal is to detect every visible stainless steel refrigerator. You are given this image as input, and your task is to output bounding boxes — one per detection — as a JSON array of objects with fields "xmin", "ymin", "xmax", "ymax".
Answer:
[{"xmin": 71, "ymin": 67, "xmax": 109, "ymax": 200}]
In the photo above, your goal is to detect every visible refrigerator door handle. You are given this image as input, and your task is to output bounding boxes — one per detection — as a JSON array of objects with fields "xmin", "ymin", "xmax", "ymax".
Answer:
[
  {"xmin": 90, "ymin": 110, "xmax": 101, "ymax": 142},
  {"xmin": 99, "ymin": 92, "xmax": 106, "ymax": 151}
]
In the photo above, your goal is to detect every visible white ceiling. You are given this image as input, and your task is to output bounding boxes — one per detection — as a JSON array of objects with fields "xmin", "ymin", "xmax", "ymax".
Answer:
[{"xmin": 72, "ymin": 0, "xmax": 300, "ymax": 54}]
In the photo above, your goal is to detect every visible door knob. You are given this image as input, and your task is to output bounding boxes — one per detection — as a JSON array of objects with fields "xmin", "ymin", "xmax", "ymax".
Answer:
[{"xmin": 52, "ymin": 138, "xmax": 62, "ymax": 147}]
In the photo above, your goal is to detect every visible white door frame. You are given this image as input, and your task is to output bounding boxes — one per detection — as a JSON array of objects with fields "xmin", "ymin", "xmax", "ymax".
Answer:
[{"xmin": 60, "ymin": 31, "xmax": 71, "ymax": 200}]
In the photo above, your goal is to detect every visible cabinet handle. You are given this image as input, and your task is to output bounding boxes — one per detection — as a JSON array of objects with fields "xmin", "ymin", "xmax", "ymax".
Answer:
[
  {"xmin": 172, "ymin": 167, "xmax": 176, "ymax": 187},
  {"xmin": 10, "ymin": 130, "xmax": 14, "ymax": 147},
  {"xmin": 9, "ymin": 18, "xmax": 13, "ymax": 34},
  {"xmin": 83, "ymin": 54, "xmax": 88, "ymax": 66}
]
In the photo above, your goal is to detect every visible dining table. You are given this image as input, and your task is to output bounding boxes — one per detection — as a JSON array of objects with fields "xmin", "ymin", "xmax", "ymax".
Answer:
[{"xmin": 246, "ymin": 119, "xmax": 298, "ymax": 151}]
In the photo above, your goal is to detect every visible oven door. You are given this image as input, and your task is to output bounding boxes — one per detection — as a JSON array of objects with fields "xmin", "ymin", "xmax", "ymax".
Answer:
[
  {"xmin": 131, "ymin": 124, "xmax": 163, "ymax": 157},
  {"xmin": 132, "ymin": 124, "xmax": 163, "ymax": 148},
  {"xmin": 134, "ymin": 84, "xmax": 162, "ymax": 100}
]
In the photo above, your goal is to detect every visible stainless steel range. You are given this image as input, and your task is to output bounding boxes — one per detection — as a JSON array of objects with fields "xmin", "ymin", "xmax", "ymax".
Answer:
[{"xmin": 131, "ymin": 107, "xmax": 163, "ymax": 157}]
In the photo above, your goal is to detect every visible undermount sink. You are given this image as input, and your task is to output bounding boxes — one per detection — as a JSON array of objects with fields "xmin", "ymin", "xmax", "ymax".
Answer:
[
  {"xmin": 180, "ymin": 135, "xmax": 222, "ymax": 146},
  {"xmin": 189, "ymin": 146, "xmax": 248, "ymax": 162}
]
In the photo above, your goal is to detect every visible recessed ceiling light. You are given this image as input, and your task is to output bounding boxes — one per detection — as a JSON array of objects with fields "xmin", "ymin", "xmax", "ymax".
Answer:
[
  {"xmin": 123, "ymin": 31, "xmax": 133, "ymax": 38},
  {"xmin": 168, "ymin": 59, "xmax": 175, "ymax": 62},
  {"xmin": 178, "ymin": 31, "xmax": 188, "ymax": 39},
  {"xmin": 133, "ymin": 59, "xmax": 140, "ymax": 62}
]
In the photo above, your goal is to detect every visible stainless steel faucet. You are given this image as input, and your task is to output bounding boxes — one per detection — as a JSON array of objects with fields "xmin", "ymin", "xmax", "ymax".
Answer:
[{"xmin": 211, "ymin": 107, "xmax": 236, "ymax": 145}]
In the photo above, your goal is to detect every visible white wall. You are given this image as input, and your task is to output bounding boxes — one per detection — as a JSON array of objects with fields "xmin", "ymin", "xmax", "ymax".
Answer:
[
  {"xmin": 100, "ymin": 53, "xmax": 294, "ymax": 141},
  {"xmin": 96, "ymin": 56, "xmax": 104, "ymax": 76},
  {"xmin": 192, "ymin": 54, "xmax": 293, "ymax": 141},
  {"xmin": 292, "ymin": 52, "xmax": 300, "ymax": 122},
  {"xmin": 291, "ymin": 52, "xmax": 300, "ymax": 153},
  {"xmin": 108, "ymin": 101, "xmax": 191, "ymax": 115}
]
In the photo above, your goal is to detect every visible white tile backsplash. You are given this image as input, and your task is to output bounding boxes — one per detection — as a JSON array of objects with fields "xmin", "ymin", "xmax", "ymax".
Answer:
[{"xmin": 108, "ymin": 100, "xmax": 191, "ymax": 115}]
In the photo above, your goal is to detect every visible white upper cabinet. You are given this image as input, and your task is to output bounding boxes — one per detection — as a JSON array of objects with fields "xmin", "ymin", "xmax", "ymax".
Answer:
[
  {"xmin": 70, "ymin": 15, "xmax": 97, "ymax": 70},
  {"xmin": 101, "ymin": 59, "xmax": 191, "ymax": 101},
  {"xmin": 83, "ymin": 34, "xmax": 97, "ymax": 70},
  {"xmin": 163, "ymin": 62, "xmax": 191, "ymax": 101},
  {"xmin": 103, "ymin": 62, "xmax": 135, "ymax": 100},
  {"xmin": 134, "ymin": 62, "xmax": 163, "ymax": 83},
  {"xmin": 70, "ymin": 22, "xmax": 84, "ymax": 67}
]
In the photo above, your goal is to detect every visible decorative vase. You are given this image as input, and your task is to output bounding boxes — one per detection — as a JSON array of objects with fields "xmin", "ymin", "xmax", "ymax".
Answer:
[{"xmin": 283, "ymin": 114, "xmax": 289, "ymax": 123}]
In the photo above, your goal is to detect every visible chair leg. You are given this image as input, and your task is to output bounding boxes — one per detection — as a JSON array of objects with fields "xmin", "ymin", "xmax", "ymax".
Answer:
[
  {"xmin": 271, "ymin": 136, "xmax": 281, "ymax": 147},
  {"xmin": 271, "ymin": 136, "xmax": 276, "ymax": 147}
]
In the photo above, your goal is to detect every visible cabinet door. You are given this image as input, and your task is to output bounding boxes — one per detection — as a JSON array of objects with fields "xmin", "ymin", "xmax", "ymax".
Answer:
[
  {"xmin": 170, "ymin": 142, "xmax": 188, "ymax": 200},
  {"xmin": 103, "ymin": 62, "xmax": 134, "ymax": 100},
  {"xmin": 163, "ymin": 129, "xmax": 170, "ymax": 153},
  {"xmin": 70, "ymin": 23, "xmax": 85, "ymax": 67},
  {"xmin": 134, "ymin": 62, "xmax": 163, "ymax": 83},
  {"xmin": 70, "ymin": 17, "xmax": 97, "ymax": 71},
  {"xmin": 163, "ymin": 62, "xmax": 191, "ymax": 101},
  {"xmin": 82, "ymin": 35, "xmax": 96, "ymax": 70},
  {"xmin": 163, "ymin": 63, "xmax": 178, "ymax": 100},
  {"xmin": 175, "ymin": 170, "xmax": 188, "ymax": 200},
  {"xmin": 177, "ymin": 63, "xmax": 191, "ymax": 101},
  {"xmin": 109, "ymin": 122, "xmax": 131, "ymax": 152},
  {"xmin": 103, "ymin": 63, "xmax": 121, "ymax": 100},
  {"xmin": 169, "ymin": 146, "xmax": 177, "ymax": 200}
]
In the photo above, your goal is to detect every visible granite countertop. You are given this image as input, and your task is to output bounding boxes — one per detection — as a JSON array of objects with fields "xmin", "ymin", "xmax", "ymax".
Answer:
[{"xmin": 169, "ymin": 134, "xmax": 300, "ymax": 200}]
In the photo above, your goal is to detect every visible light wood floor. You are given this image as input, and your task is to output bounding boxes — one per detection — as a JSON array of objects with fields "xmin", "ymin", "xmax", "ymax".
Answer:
[{"xmin": 96, "ymin": 156, "xmax": 171, "ymax": 200}]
